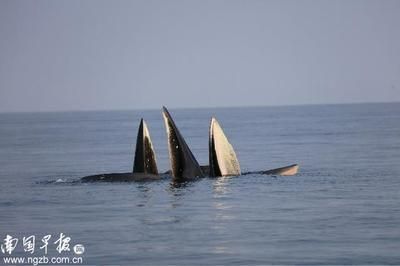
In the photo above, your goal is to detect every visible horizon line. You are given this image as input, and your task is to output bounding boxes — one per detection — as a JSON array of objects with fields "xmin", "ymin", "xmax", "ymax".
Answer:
[{"xmin": 0, "ymin": 100, "xmax": 399, "ymax": 114}]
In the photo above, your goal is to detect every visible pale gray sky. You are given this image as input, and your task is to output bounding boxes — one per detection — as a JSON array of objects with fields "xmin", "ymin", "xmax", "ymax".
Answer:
[{"xmin": 0, "ymin": 0, "xmax": 399, "ymax": 112}]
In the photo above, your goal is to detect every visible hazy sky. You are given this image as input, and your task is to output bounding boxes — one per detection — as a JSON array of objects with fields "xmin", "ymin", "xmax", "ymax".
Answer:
[{"xmin": 0, "ymin": 0, "xmax": 399, "ymax": 112}]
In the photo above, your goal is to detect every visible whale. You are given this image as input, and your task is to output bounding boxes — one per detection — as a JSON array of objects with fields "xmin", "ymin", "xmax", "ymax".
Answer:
[
  {"xmin": 208, "ymin": 117, "xmax": 298, "ymax": 176},
  {"xmin": 81, "ymin": 107, "xmax": 299, "ymax": 182},
  {"xmin": 81, "ymin": 119, "xmax": 162, "ymax": 182},
  {"xmin": 209, "ymin": 117, "xmax": 241, "ymax": 177},
  {"xmin": 244, "ymin": 164, "xmax": 299, "ymax": 176},
  {"xmin": 162, "ymin": 106, "xmax": 204, "ymax": 181},
  {"xmin": 161, "ymin": 107, "xmax": 298, "ymax": 181},
  {"xmin": 133, "ymin": 118, "xmax": 158, "ymax": 175}
]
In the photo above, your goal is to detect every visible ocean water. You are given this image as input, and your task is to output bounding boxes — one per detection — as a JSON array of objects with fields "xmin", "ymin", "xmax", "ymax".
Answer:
[{"xmin": 0, "ymin": 103, "xmax": 400, "ymax": 265}]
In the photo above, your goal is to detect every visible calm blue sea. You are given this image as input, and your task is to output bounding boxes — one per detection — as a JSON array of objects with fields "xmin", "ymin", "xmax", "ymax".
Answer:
[{"xmin": 1, "ymin": 103, "xmax": 400, "ymax": 265}]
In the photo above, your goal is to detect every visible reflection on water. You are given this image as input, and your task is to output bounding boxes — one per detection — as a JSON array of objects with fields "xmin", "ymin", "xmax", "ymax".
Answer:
[
  {"xmin": 212, "ymin": 245, "xmax": 234, "ymax": 255},
  {"xmin": 211, "ymin": 177, "xmax": 235, "ymax": 255},
  {"xmin": 213, "ymin": 176, "xmax": 231, "ymax": 197},
  {"xmin": 135, "ymin": 184, "xmax": 152, "ymax": 207}
]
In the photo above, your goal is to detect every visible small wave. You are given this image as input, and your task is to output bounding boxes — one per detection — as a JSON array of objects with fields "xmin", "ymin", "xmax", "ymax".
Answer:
[{"xmin": 36, "ymin": 178, "xmax": 81, "ymax": 185}]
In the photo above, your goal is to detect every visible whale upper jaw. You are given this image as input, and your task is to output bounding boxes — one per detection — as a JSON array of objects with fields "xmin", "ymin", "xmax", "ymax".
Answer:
[
  {"xmin": 209, "ymin": 117, "xmax": 241, "ymax": 177},
  {"xmin": 133, "ymin": 118, "xmax": 158, "ymax": 175},
  {"xmin": 162, "ymin": 106, "xmax": 204, "ymax": 181}
]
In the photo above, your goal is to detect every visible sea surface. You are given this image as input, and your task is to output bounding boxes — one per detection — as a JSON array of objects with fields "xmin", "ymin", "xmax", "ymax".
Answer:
[{"xmin": 1, "ymin": 103, "xmax": 400, "ymax": 265}]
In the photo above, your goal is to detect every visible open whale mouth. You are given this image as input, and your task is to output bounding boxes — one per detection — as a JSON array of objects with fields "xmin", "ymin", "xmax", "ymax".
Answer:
[{"xmin": 80, "ymin": 106, "xmax": 299, "ymax": 183}]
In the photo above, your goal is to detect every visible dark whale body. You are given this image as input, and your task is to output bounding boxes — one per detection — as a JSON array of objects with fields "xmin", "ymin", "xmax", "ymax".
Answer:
[{"xmin": 81, "ymin": 172, "xmax": 162, "ymax": 182}]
